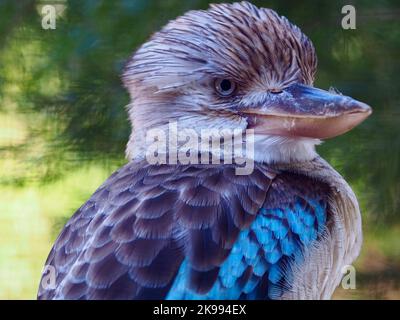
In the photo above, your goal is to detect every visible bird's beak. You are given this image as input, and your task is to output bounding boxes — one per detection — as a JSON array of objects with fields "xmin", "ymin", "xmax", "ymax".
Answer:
[{"xmin": 242, "ymin": 83, "xmax": 372, "ymax": 139}]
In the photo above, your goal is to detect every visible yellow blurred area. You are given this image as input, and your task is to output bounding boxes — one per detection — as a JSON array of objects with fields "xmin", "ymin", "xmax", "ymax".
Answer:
[{"xmin": 0, "ymin": 110, "xmax": 118, "ymax": 299}]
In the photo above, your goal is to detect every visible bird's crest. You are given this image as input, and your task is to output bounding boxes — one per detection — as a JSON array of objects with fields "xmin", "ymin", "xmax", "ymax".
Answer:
[{"xmin": 122, "ymin": 1, "xmax": 317, "ymax": 96}]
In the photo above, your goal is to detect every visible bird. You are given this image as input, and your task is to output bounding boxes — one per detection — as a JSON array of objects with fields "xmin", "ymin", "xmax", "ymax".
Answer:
[{"xmin": 37, "ymin": 1, "xmax": 372, "ymax": 300}]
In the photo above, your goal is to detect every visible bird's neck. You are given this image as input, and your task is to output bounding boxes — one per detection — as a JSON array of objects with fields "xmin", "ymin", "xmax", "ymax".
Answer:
[
  {"xmin": 125, "ymin": 97, "xmax": 320, "ymax": 166},
  {"xmin": 251, "ymin": 134, "xmax": 320, "ymax": 164},
  {"xmin": 126, "ymin": 123, "xmax": 320, "ymax": 167}
]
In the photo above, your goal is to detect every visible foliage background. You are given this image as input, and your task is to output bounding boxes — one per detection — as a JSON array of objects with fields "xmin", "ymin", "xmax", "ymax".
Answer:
[{"xmin": 0, "ymin": 0, "xmax": 399, "ymax": 299}]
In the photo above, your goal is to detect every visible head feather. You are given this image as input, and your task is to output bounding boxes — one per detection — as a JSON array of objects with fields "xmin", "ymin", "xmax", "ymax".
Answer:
[
  {"xmin": 123, "ymin": 1, "xmax": 317, "ymax": 96},
  {"xmin": 122, "ymin": 2, "xmax": 319, "ymax": 163}
]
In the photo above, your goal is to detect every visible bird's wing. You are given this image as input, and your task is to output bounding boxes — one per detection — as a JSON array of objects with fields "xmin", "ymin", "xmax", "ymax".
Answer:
[
  {"xmin": 242, "ymin": 170, "xmax": 333, "ymax": 299},
  {"xmin": 167, "ymin": 170, "xmax": 333, "ymax": 299},
  {"xmin": 37, "ymin": 160, "xmax": 276, "ymax": 299}
]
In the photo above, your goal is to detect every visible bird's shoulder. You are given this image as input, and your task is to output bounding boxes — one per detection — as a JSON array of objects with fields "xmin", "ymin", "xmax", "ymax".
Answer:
[
  {"xmin": 262, "ymin": 158, "xmax": 361, "ymax": 299},
  {"xmin": 38, "ymin": 160, "xmax": 278, "ymax": 299},
  {"xmin": 167, "ymin": 166, "xmax": 334, "ymax": 299}
]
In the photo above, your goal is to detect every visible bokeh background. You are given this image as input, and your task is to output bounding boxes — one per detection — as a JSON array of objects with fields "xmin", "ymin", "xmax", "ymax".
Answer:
[{"xmin": 0, "ymin": 0, "xmax": 399, "ymax": 299}]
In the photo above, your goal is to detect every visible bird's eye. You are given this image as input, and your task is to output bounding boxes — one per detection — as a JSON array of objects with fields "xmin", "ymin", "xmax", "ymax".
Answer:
[{"xmin": 214, "ymin": 79, "xmax": 236, "ymax": 97}]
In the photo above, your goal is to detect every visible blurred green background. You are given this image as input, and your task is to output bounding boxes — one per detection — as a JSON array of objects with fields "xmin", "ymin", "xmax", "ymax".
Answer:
[{"xmin": 0, "ymin": 0, "xmax": 399, "ymax": 299}]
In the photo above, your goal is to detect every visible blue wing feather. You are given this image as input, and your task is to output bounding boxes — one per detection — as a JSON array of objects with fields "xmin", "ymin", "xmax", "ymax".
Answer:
[{"xmin": 167, "ymin": 172, "xmax": 329, "ymax": 300}]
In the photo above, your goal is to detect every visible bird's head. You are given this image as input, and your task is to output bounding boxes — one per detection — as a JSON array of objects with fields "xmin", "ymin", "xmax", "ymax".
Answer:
[{"xmin": 122, "ymin": 1, "xmax": 371, "ymax": 164}]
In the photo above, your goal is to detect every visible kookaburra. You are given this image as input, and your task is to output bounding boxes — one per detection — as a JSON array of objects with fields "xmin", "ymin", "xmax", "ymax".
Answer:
[{"xmin": 38, "ymin": 2, "xmax": 371, "ymax": 300}]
